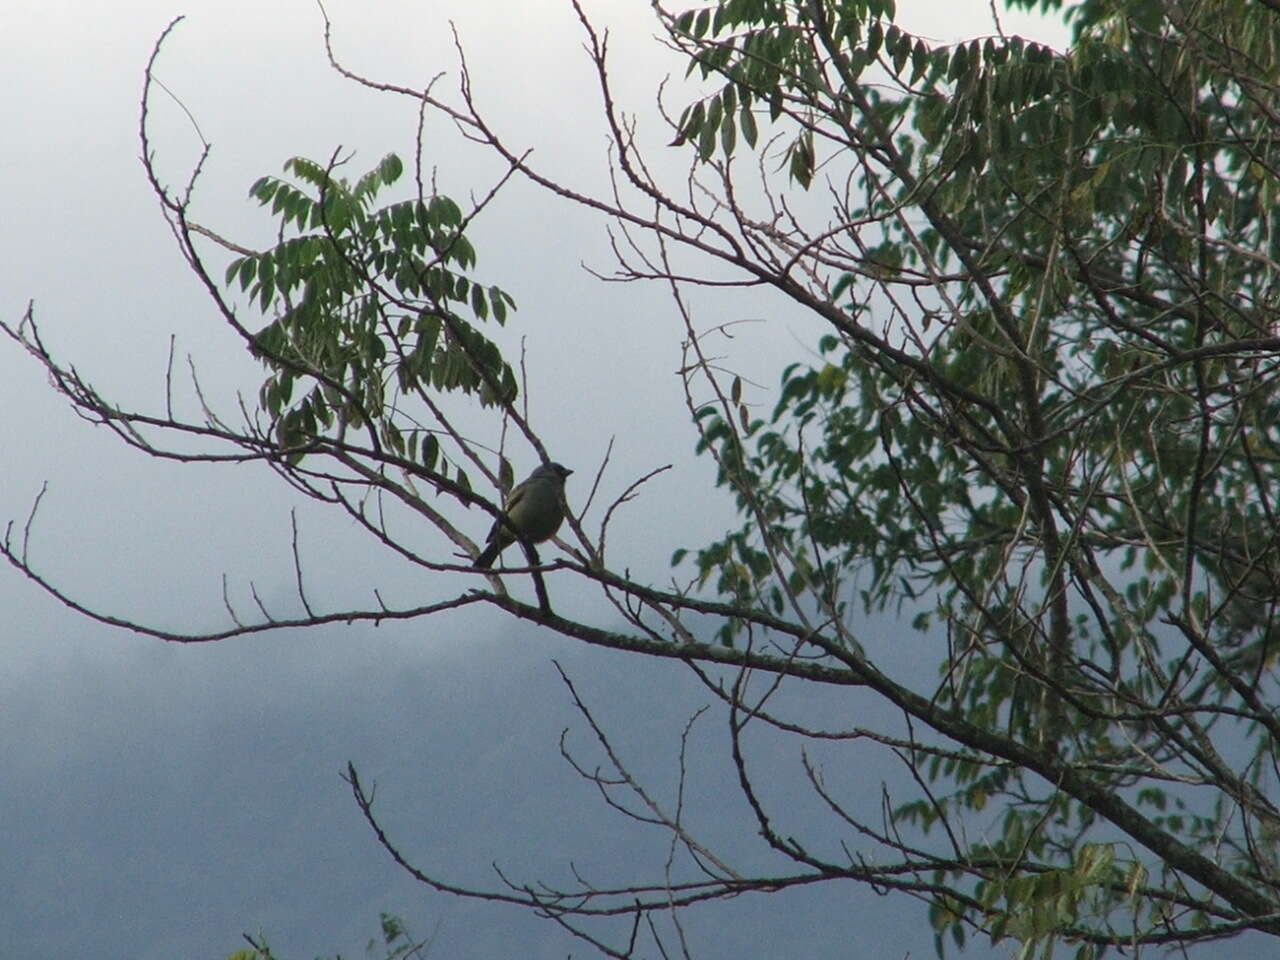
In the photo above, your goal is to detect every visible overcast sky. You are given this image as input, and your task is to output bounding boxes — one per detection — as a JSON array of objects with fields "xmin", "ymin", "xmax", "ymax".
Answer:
[{"xmin": 0, "ymin": 3, "xmax": 1173, "ymax": 958}]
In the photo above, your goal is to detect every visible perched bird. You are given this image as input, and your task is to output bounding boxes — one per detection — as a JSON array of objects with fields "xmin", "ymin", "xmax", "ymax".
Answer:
[{"xmin": 475, "ymin": 462, "xmax": 573, "ymax": 569}]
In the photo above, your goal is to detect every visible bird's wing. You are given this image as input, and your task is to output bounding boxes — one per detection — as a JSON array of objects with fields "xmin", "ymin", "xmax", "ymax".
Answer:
[
  {"xmin": 504, "ymin": 482, "xmax": 531, "ymax": 514},
  {"xmin": 491, "ymin": 481, "xmax": 533, "ymax": 537}
]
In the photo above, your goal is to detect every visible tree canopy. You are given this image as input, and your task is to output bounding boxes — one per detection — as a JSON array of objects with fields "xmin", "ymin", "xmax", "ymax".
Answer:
[{"xmin": 7, "ymin": 0, "xmax": 1280, "ymax": 956}]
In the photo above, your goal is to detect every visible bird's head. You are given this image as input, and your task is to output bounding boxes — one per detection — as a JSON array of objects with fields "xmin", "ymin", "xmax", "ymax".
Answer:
[{"xmin": 535, "ymin": 462, "xmax": 573, "ymax": 484}]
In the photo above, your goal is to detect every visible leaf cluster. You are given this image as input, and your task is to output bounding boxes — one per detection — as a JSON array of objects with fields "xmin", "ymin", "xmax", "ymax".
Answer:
[{"xmin": 226, "ymin": 153, "xmax": 517, "ymax": 468}]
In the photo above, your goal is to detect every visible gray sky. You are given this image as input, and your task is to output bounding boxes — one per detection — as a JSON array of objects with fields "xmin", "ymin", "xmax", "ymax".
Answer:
[{"xmin": 0, "ymin": 3, "xmax": 1177, "ymax": 958}]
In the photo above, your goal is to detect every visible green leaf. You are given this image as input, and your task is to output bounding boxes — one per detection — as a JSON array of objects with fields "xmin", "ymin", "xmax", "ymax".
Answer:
[
  {"xmin": 430, "ymin": 195, "xmax": 463, "ymax": 226},
  {"xmin": 256, "ymin": 258, "xmax": 275, "ymax": 307},
  {"xmin": 788, "ymin": 133, "xmax": 814, "ymax": 188},
  {"xmin": 699, "ymin": 94, "xmax": 723, "ymax": 161},
  {"xmin": 682, "ymin": 101, "xmax": 706, "ymax": 145},
  {"xmin": 378, "ymin": 152, "xmax": 403, "ymax": 184},
  {"xmin": 911, "ymin": 39, "xmax": 929, "ymax": 84},
  {"xmin": 831, "ymin": 272, "xmax": 855, "ymax": 301},
  {"xmin": 720, "ymin": 113, "xmax": 737, "ymax": 158},
  {"xmin": 422, "ymin": 433, "xmax": 439, "ymax": 471},
  {"xmin": 490, "ymin": 285, "xmax": 508, "ymax": 324},
  {"xmin": 866, "ymin": 22, "xmax": 883, "ymax": 60},
  {"xmin": 721, "ymin": 82, "xmax": 736, "ymax": 115},
  {"xmin": 693, "ymin": 8, "xmax": 710, "ymax": 39},
  {"xmin": 740, "ymin": 105, "xmax": 758, "ymax": 147},
  {"xmin": 892, "ymin": 34, "xmax": 910, "ymax": 75}
]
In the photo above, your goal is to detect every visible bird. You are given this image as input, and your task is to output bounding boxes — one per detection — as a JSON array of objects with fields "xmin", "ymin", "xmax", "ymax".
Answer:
[{"xmin": 474, "ymin": 462, "xmax": 573, "ymax": 569}]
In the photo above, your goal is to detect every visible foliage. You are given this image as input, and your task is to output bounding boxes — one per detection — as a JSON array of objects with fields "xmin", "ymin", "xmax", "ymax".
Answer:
[
  {"xmin": 229, "ymin": 912, "xmax": 436, "ymax": 960},
  {"xmin": 229, "ymin": 152, "xmax": 517, "ymax": 475},
  {"xmin": 666, "ymin": 0, "xmax": 1280, "ymax": 951}
]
